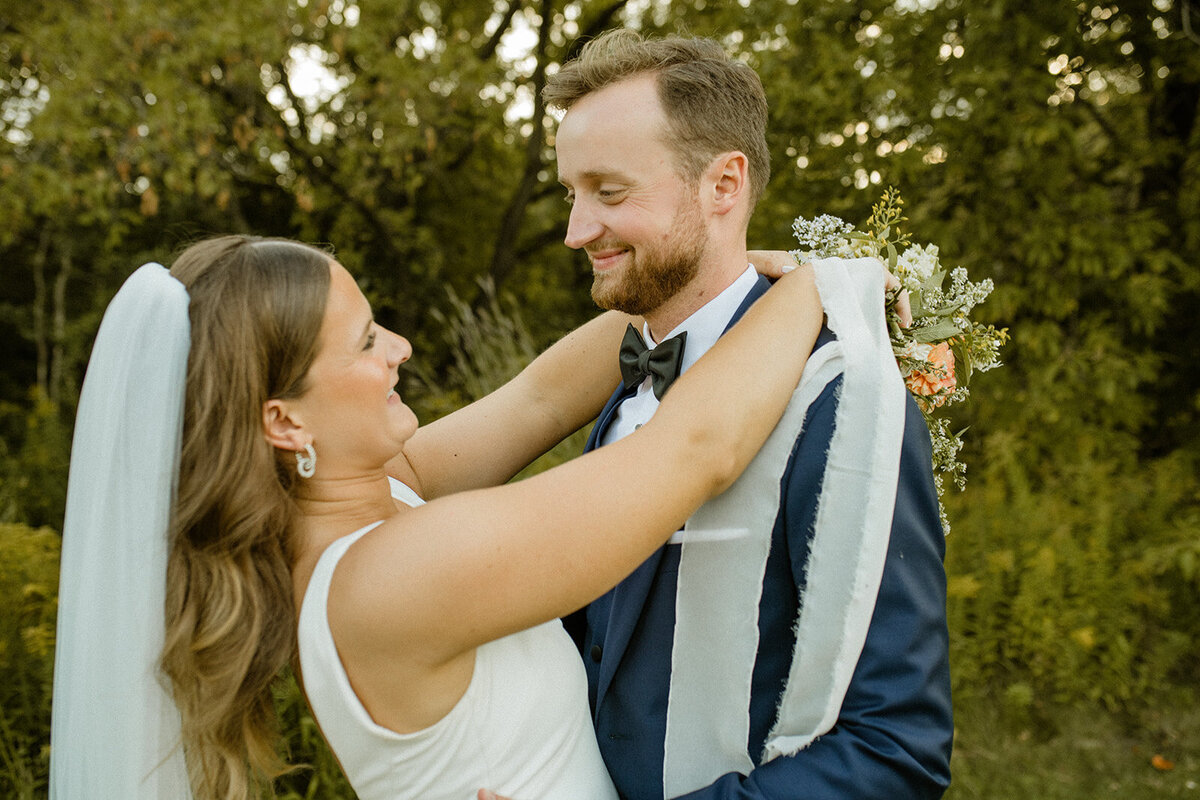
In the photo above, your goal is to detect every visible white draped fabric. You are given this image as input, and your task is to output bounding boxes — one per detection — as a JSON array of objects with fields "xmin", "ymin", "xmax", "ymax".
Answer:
[
  {"xmin": 50, "ymin": 264, "xmax": 193, "ymax": 799},
  {"xmin": 663, "ymin": 258, "xmax": 906, "ymax": 797}
]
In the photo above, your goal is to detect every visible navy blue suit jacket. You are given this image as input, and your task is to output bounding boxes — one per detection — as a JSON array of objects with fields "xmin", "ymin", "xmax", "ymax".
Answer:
[{"xmin": 564, "ymin": 276, "xmax": 953, "ymax": 799}]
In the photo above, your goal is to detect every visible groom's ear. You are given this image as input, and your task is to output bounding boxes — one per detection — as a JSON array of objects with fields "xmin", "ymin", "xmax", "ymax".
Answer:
[
  {"xmin": 705, "ymin": 151, "xmax": 749, "ymax": 217},
  {"xmin": 262, "ymin": 399, "xmax": 307, "ymax": 451}
]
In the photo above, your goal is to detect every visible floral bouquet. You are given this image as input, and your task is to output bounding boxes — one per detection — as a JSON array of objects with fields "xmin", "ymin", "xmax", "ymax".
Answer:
[{"xmin": 791, "ymin": 188, "xmax": 1008, "ymax": 531}]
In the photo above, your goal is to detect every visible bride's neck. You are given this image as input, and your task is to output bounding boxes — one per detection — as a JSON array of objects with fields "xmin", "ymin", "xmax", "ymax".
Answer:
[
  {"xmin": 293, "ymin": 468, "xmax": 399, "ymax": 537},
  {"xmin": 289, "ymin": 469, "xmax": 405, "ymax": 617}
]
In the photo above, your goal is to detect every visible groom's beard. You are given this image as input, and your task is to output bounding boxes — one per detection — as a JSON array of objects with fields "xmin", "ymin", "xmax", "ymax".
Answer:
[{"xmin": 589, "ymin": 201, "xmax": 707, "ymax": 317}]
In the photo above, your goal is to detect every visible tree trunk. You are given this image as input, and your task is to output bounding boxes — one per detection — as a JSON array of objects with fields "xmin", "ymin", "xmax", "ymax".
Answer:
[
  {"xmin": 487, "ymin": 0, "xmax": 554, "ymax": 295},
  {"xmin": 31, "ymin": 226, "xmax": 51, "ymax": 396},
  {"xmin": 49, "ymin": 246, "xmax": 72, "ymax": 405}
]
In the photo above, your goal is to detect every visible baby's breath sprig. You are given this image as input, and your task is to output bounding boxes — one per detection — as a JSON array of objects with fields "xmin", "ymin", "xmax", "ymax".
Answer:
[{"xmin": 791, "ymin": 189, "xmax": 1009, "ymax": 533}]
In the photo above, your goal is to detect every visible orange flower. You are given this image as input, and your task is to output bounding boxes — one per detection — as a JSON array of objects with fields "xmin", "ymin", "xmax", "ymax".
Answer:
[
  {"xmin": 1151, "ymin": 754, "xmax": 1175, "ymax": 771},
  {"xmin": 902, "ymin": 341, "xmax": 956, "ymax": 412}
]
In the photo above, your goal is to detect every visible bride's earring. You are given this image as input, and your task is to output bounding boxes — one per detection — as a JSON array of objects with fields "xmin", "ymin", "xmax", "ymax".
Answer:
[{"xmin": 296, "ymin": 443, "xmax": 317, "ymax": 478}]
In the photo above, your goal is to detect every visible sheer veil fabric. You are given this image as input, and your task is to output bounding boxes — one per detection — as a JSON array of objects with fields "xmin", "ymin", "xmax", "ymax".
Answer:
[{"xmin": 50, "ymin": 264, "xmax": 193, "ymax": 798}]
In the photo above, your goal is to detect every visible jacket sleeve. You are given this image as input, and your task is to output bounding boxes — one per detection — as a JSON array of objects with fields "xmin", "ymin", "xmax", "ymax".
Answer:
[{"xmin": 675, "ymin": 384, "xmax": 954, "ymax": 800}]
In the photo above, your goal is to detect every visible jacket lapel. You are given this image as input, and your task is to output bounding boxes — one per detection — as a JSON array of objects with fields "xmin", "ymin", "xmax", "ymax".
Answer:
[
  {"xmin": 585, "ymin": 383, "xmax": 634, "ymax": 452},
  {"xmin": 589, "ymin": 276, "xmax": 770, "ymax": 708},
  {"xmin": 726, "ymin": 274, "xmax": 770, "ymax": 332},
  {"xmin": 586, "ymin": 383, "xmax": 659, "ymax": 707}
]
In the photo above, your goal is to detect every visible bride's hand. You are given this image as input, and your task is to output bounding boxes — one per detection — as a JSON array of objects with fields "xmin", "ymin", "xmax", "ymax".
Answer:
[
  {"xmin": 882, "ymin": 269, "xmax": 913, "ymax": 328},
  {"xmin": 749, "ymin": 250, "xmax": 913, "ymax": 327},
  {"xmin": 478, "ymin": 790, "xmax": 513, "ymax": 800},
  {"xmin": 748, "ymin": 249, "xmax": 799, "ymax": 279}
]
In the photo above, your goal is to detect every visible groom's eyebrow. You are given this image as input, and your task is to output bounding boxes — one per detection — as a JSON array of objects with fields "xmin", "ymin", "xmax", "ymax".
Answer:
[
  {"xmin": 578, "ymin": 168, "xmax": 631, "ymax": 183},
  {"xmin": 560, "ymin": 168, "xmax": 633, "ymax": 188}
]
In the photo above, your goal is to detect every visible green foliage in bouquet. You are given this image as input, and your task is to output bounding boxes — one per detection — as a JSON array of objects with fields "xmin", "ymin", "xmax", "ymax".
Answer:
[{"xmin": 792, "ymin": 189, "xmax": 1010, "ymax": 531}]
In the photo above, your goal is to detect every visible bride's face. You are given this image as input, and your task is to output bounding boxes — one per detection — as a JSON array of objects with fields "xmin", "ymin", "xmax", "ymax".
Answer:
[{"xmin": 293, "ymin": 261, "xmax": 418, "ymax": 469}]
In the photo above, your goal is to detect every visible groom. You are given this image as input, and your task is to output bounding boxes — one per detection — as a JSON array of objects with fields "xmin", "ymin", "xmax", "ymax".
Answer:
[{"xmin": 544, "ymin": 30, "xmax": 953, "ymax": 799}]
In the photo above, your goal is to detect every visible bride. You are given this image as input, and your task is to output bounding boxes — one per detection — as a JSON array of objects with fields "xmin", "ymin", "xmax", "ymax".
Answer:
[{"xmin": 49, "ymin": 235, "xmax": 824, "ymax": 799}]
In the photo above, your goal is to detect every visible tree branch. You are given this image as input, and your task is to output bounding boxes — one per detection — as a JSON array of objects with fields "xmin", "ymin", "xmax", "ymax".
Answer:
[
  {"xmin": 569, "ymin": 0, "xmax": 630, "ymax": 60},
  {"xmin": 479, "ymin": 0, "xmax": 524, "ymax": 61},
  {"xmin": 50, "ymin": 244, "xmax": 72, "ymax": 404},
  {"xmin": 1076, "ymin": 94, "xmax": 1121, "ymax": 151},
  {"xmin": 514, "ymin": 221, "xmax": 568, "ymax": 261},
  {"xmin": 1183, "ymin": 0, "xmax": 1200, "ymax": 46},
  {"xmin": 31, "ymin": 224, "xmax": 50, "ymax": 395},
  {"xmin": 486, "ymin": 0, "xmax": 556, "ymax": 293},
  {"xmin": 274, "ymin": 59, "xmax": 313, "ymax": 144},
  {"xmin": 206, "ymin": 75, "xmax": 407, "ymax": 272}
]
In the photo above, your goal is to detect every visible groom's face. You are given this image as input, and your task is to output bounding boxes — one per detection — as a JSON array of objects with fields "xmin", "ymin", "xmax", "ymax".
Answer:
[{"xmin": 555, "ymin": 73, "xmax": 709, "ymax": 317}]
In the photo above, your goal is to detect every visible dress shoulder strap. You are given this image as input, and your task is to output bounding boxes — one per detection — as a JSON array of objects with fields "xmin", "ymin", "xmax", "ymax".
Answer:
[{"xmin": 387, "ymin": 476, "xmax": 426, "ymax": 508}]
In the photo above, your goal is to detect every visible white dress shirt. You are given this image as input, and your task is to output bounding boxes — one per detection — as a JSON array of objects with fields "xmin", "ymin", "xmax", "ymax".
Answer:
[{"xmin": 601, "ymin": 265, "xmax": 760, "ymax": 446}]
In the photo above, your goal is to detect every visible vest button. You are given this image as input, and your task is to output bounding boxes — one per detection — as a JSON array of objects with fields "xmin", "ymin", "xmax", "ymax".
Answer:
[{"xmin": 590, "ymin": 643, "xmax": 603, "ymax": 662}]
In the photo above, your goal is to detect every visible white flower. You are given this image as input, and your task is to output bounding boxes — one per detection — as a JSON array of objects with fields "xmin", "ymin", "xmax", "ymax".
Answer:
[
  {"xmin": 848, "ymin": 239, "xmax": 881, "ymax": 259},
  {"xmin": 947, "ymin": 267, "xmax": 994, "ymax": 316},
  {"xmin": 895, "ymin": 243, "xmax": 940, "ymax": 290},
  {"xmin": 899, "ymin": 341, "xmax": 935, "ymax": 363},
  {"xmin": 791, "ymin": 214, "xmax": 854, "ymax": 257},
  {"xmin": 790, "ymin": 249, "xmax": 824, "ymax": 264}
]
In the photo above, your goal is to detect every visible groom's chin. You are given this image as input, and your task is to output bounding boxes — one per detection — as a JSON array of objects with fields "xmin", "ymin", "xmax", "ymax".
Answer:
[{"xmin": 590, "ymin": 275, "xmax": 621, "ymax": 312}]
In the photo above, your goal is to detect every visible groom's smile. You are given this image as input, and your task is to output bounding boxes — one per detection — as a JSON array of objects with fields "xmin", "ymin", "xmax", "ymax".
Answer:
[{"xmin": 585, "ymin": 243, "xmax": 631, "ymax": 272}]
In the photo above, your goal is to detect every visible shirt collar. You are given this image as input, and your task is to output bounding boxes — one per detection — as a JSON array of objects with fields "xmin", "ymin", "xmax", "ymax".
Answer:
[{"xmin": 644, "ymin": 264, "xmax": 759, "ymax": 374}]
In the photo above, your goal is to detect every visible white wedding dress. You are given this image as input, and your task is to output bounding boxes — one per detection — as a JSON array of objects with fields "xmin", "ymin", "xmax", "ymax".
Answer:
[{"xmin": 297, "ymin": 478, "xmax": 618, "ymax": 800}]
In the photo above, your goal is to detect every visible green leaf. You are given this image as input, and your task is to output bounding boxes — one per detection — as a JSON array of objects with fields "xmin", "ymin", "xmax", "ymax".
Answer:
[
  {"xmin": 912, "ymin": 320, "xmax": 963, "ymax": 342},
  {"xmin": 926, "ymin": 300, "xmax": 968, "ymax": 317},
  {"xmin": 950, "ymin": 338, "xmax": 974, "ymax": 386},
  {"xmin": 921, "ymin": 269, "xmax": 947, "ymax": 294},
  {"xmin": 908, "ymin": 288, "xmax": 928, "ymax": 319}
]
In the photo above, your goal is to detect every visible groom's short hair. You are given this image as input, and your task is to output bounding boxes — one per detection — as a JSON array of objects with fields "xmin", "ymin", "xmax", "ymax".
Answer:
[{"xmin": 544, "ymin": 29, "xmax": 771, "ymax": 207}]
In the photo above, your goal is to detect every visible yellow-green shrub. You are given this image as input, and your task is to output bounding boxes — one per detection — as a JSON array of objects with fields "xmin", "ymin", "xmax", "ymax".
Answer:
[
  {"xmin": 944, "ymin": 439, "xmax": 1200, "ymax": 715},
  {"xmin": 0, "ymin": 523, "xmax": 60, "ymax": 798}
]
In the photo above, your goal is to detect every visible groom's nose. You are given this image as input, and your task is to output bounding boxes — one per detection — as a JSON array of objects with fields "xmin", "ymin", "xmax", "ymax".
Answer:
[{"xmin": 564, "ymin": 200, "xmax": 603, "ymax": 250}]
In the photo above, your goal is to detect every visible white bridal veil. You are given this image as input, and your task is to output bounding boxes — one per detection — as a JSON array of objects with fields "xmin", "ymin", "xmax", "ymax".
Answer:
[{"xmin": 50, "ymin": 264, "xmax": 193, "ymax": 798}]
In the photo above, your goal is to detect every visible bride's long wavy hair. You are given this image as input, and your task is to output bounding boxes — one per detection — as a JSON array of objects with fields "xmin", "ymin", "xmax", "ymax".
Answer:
[{"xmin": 162, "ymin": 235, "xmax": 332, "ymax": 799}]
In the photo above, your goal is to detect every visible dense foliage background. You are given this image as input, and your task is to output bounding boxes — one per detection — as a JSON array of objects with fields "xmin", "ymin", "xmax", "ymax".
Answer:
[{"xmin": 2, "ymin": 0, "xmax": 1197, "ymax": 796}]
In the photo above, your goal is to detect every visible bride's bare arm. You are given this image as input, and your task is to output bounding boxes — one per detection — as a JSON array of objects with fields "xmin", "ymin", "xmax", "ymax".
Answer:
[
  {"xmin": 396, "ymin": 250, "xmax": 814, "ymax": 499},
  {"xmin": 341, "ymin": 266, "xmax": 823, "ymax": 663},
  {"xmin": 392, "ymin": 310, "xmax": 636, "ymax": 499}
]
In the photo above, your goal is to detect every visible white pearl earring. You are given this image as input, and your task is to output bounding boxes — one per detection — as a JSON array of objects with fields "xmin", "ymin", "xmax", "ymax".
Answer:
[{"xmin": 295, "ymin": 443, "xmax": 316, "ymax": 478}]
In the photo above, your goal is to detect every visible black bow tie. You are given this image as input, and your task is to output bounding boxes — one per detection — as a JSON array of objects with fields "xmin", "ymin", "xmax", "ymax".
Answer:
[{"xmin": 618, "ymin": 323, "xmax": 688, "ymax": 400}]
